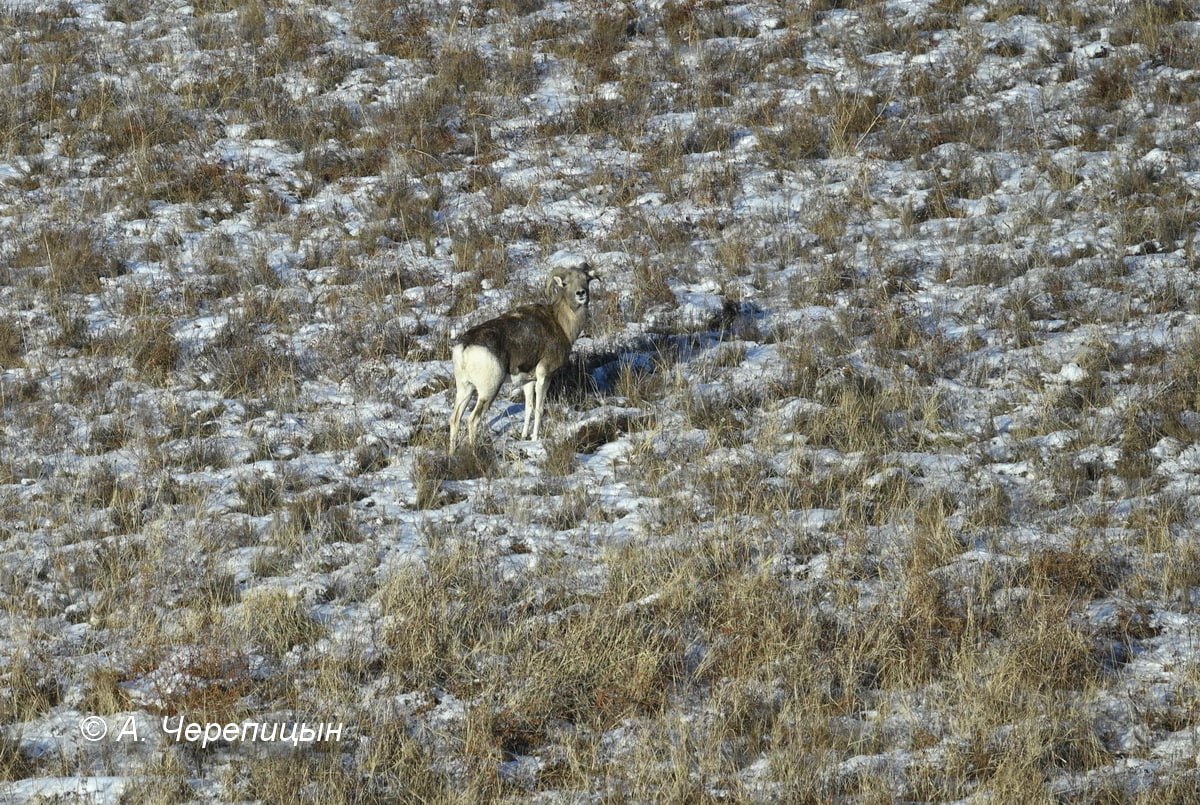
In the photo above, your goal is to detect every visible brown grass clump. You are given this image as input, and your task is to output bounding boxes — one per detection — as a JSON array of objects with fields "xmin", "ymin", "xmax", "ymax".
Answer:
[
  {"xmin": 1088, "ymin": 55, "xmax": 1138, "ymax": 109},
  {"xmin": 0, "ymin": 733, "xmax": 34, "ymax": 782},
  {"xmin": 236, "ymin": 473, "xmax": 284, "ymax": 517},
  {"xmin": 0, "ymin": 318, "xmax": 24, "ymax": 368},
  {"xmin": 1027, "ymin": 546, "xmax": 1124, "ymax": 599},
  {"xmin": 758, "ymin": 109, "xmax": 827, "ymax": 165},
  {"xmin": 359, "ymin": 720, "xmax": 451, "ymax": 800},
  {"xmin": 199, "ymin": 317, "xmax": 299, "ymax": 400},
  {"xmin": 0, "ymin": 651, "xmax": 61, "ymax": 724},
  {"xmin": 13, "ymin": 226, "xmax": 127, "ymax": 295},
  {"xmin": 376, "ymin": 534, "xmax": 520, "ymax": 689},
  {"xmin": 238, "ymin": 587, "xmax": 325, "ymax": 660},
  {"xmin": 81, "ymin": 667, "xmax": 134, "ymax": 715},
  {"xmin": 129, "ymin": 316, "xmax": 180, "ymax": 383}
]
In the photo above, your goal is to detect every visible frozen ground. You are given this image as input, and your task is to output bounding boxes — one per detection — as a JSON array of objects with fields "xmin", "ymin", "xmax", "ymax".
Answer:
[{"xmin": 1, "ymin": 0, "xmax": 1200, "ymax": 801}]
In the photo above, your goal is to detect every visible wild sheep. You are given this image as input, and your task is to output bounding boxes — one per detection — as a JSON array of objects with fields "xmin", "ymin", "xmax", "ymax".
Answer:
[{"xmin": 448, "ymin": 264, "xmax": 598, "ymax": 453}]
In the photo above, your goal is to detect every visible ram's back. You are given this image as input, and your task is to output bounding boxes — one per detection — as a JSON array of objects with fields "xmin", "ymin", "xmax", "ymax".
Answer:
[{"xmin": 458, "ymin": 305, "xmax": 570, "ymax": 377}]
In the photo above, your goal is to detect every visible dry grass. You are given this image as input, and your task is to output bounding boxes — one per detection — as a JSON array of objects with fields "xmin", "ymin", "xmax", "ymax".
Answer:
[
  {"xmin": 2, "ymin": 0, "xmax": 1199, "ymax": 800},
  {"xmin": 238, "ymin": 587, "xmax": 324, "ymax": 660},
  {"xmin": 0, "ymin": 318, "xmax": 24, "ymax": 368},
  {"xmin": 0, "ymin": 734, "xmax": 34, "ymax": 782},
  {"xmin": 1, "ymin": 651, "xmax": 61, "ymax": 725},
  {"xmin": 199, "ymin": 317, "xmax": 300, "ymax": 400}
]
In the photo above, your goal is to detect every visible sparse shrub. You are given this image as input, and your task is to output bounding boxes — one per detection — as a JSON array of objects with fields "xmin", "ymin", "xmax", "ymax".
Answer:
[
  {"xmin": 306, "ymin": 417, "xmax": 366, "ymax": 453},
  {"xmin": 322, "ymin": 504, "xmax": 360, "ymax": 543},
  {"xmin": 966, "ymin": 480, "xmax": 1012, "ymax": 530},
  {"xmin": 537, "ymin": 96, "xmax": 630, "ymax": 139},
  {"xmin": 1112, "ymin": 0, "xmax": 1195, "ymax": 51},
  {"xmin": 809, "ymin": 201, "xmax": 850, "ymax": 253},
  {"xmin": 543, "ymin": 486, "xmax": 594, "ymax": 529},
  {"xmin": 1152, "ymin": 24, "xmax": 1200, "ymax": 70},
  {"xmin": 828, "ymin": 88, "xmax": 882, "ymax": 157},
  {"xmin": 631, "ymin": 259, "xmax": 675, "ymax": 318},
  {"xmin": 776, "ymin": 338, "xmax": 822, "ymax": 397},
  {"xmin": 582, "ymin": 412, "xmax": 653, "ymax": 456},
  {"xmin": 377, "ymin": 534, "xmax": 522, "ymax": 687},
  {"xmin": 48, "ymin": 303, "xmax": 90, "ymax": 351},
  {"xmin": 448, "ymin": 270, "xmax": 483, "ymax": 317},
  {"xmin": 995, "ymin": 595, "xmax": 1104, "ymax": 694},
  {"xmin": 452, "ymin": 226, "xmax": 511, "ymax": 288},
  {"xmin": 114, "ymin": 753, "xmax": 194, "ymax": 803},
  {"xmin": 151, "ymin": 154, "xmax": 254, "ymax": 211},
  {"xmin": 353, "ymin": 439, "xmax": 390, "ymax": 475},
  {"xmin": 566, "ymin": 9, "xmax": 634, "ymax": 78},
  {"xmin": 367, "ymin": 175, "xmax": 443, "ymax": 249},
  {"xmin": 270, "ymin": 6, "xmax": 332, "ymax": 64},
  {"xmin": 603, "ymin": 354, "xmax": 663, "ymax": 404},
  {"xmin": 684, "ymin": 391, "xmax": 750, "ymax": 447},
  {"xmin": 434, "ymin": 46, "xmax": 491, "ymax": 95},
  {"xmin": 682, "ymin": 115, "xmax": 733, "ymax": 154},
  {"xmin": 909, "ymin": 490, "xmax": 963, "ymax": 573},
  {"xmin": 1128, "ymin": 493, "xmax": 1187, "ymax": 553},
  {"xmin": 241, "ymin": 286, "xmax": 294, "ymax": 327},
  {"xmin": 413, "ymin": 450, "xmax": 484, "ymax": 508},
  {"xmin": 1162, "ymin": 541, "xmax": 1200, "ymax": 605},
  {"xmin": 470, "ymin": 613, "xmax": 681, "ymax": 762},
  {"xmin": 924, "ymin": 107, "xmax": 1002, "ymax": 152},
  {"xmin": 282, "ymin": 487, "xmax": 363, "ymax": 543},
  {"xmin": 662, "ymin": 2, "xmax": 755, "ymax": 45},
  {"xmin": 662, "ymin": 1, "xmax": 697, "ymax": 45},
  {"xmin": 795, "ymin": 374, "xmax": 907, "ymax": 453},
  {"xmin": 1116, "ymin": 403, "xmax": 1166, "ymax": 482},
  {"xmin": 869, "ymin": 301, "xmax": 926, "ymax": 352},
  {"xmin": 79, "ymin": 463, "xmax": 119, "ymax": 509},
  {"xmin": 352, "ymin": 4, "xmax": 433, "ymax": 59}
]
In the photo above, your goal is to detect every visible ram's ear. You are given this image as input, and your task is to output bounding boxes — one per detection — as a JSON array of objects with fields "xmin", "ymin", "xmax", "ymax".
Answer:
[{"xmin": 546, "ymin": 270, "xmax": 567, "ymax": 296}]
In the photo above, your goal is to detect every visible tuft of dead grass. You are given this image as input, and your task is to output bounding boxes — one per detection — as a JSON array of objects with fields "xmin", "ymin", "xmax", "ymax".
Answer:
[{"xmin": 238, "ymin": 587, "xmax": 325, "ymax": 660}]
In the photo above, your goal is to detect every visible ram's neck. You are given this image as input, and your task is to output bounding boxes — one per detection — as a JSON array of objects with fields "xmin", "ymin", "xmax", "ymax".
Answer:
[{"xmin": 553, "ymin": 301, "xmax": 588, "ymax": 343}]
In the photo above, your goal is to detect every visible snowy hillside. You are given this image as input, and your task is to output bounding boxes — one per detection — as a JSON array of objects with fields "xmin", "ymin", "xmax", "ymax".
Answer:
[{"xmin": 2, "ymin": 0, "xmax": 1200, "ymax": 801}]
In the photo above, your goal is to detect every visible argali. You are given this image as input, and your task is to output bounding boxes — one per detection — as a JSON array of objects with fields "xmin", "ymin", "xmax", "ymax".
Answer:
[{"xmin": 448, "ymin": 264, "xmax": 598, "ymax": 453}]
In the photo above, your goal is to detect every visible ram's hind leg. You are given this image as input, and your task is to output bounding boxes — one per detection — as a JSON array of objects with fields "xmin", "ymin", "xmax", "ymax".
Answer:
[
  {"xmin": 467, "ymin": 387, "xmax": 500, "ymax": 447},
  {"xmin": 459, "ymin": 347, "xmax": 506, "ymax": 449},
  {"xmin": 520, "ymin": 379, "xmax": 535, "ymax": 439},
  {"xmin": 449, "ymin": 381, "xmax": 473, "ymax": 455}
]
